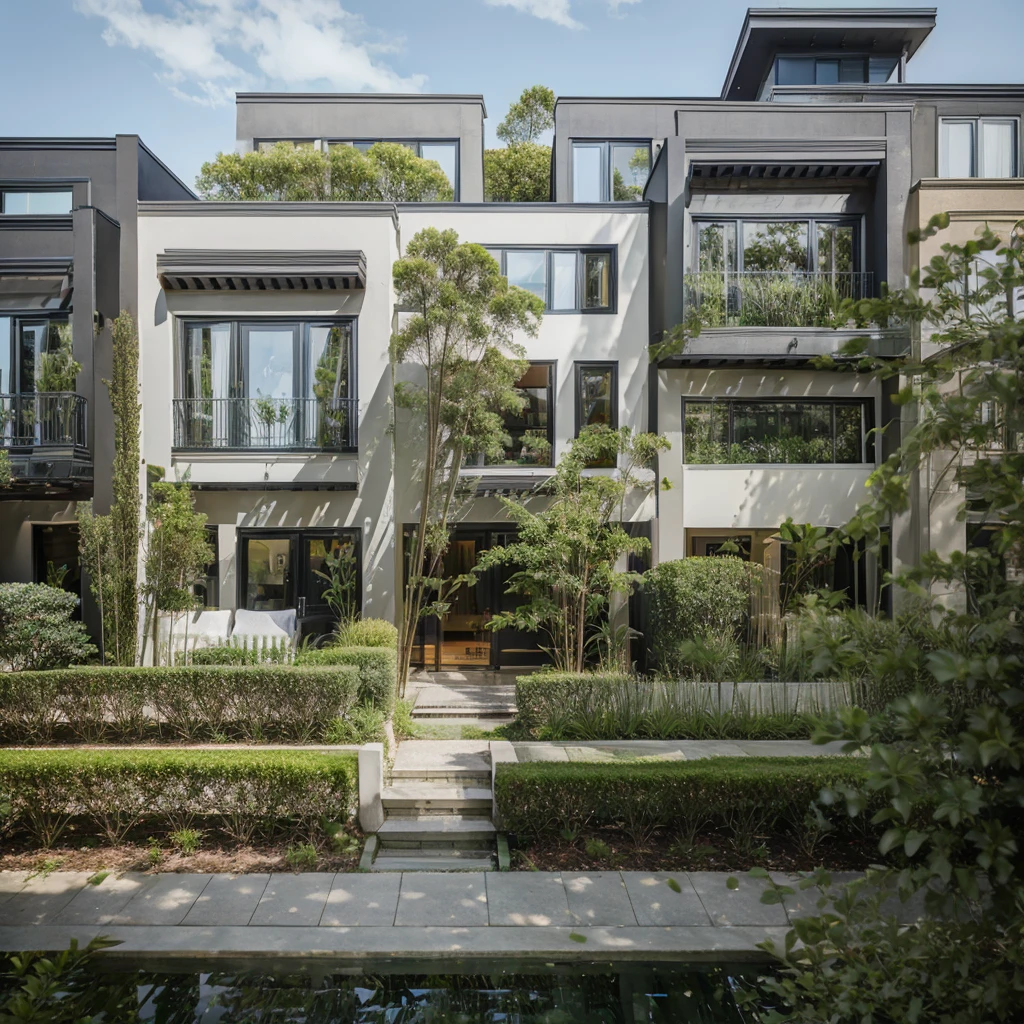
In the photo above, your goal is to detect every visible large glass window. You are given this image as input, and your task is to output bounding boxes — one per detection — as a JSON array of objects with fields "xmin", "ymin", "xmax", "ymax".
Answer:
[
  {"xmin": 940, "ymin": 118, "xmax": 1019, "ymax": 178},
  {"xmin": 571, "ymin": 141, "xmax": 651, "ymax": 202},
  {"xmin": 1, "ymin": 191, "xmax": 73, "ymax": 215},
  {"xmin": 489, "ymin": 248, "xmax": 614, "ymax": 312},
  {"xmin": 693, "ymin": 218, "xmax": 858, "ymax": 275},
  {"xmin": 682, "ymin": 399, "xmax": 873, "ymax": 464},
  {"xmin": 175, "ymin": 319, "xmax": 356, "ymax": 450},
  {"xmin": 467, "ymin": 362, "xmax": 554, "ymax": 468},
  {"xmin": 774, "ymin": 55, "xmax": 882, "ymax": 86},
  {"xmin": 576, "ymin": 363, "xmax": 617, "ymax": 432}
]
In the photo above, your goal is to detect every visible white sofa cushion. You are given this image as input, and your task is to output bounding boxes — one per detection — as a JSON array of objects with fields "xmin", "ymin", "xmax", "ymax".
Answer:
[{"xmin": 231, "ymin": 607, "xmax": 295, "ymax": 640}]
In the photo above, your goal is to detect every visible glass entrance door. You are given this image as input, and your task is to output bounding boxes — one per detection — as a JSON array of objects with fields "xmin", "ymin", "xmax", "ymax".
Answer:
[{"xmin": 243, "ymin": 534, "xmax": 295, "ymax": 611}]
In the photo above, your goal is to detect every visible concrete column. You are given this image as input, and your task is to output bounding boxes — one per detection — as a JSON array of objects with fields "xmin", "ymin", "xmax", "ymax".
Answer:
[{"xmin": 358, "ymin": 742, "xmax": 385, "ymax": 833}]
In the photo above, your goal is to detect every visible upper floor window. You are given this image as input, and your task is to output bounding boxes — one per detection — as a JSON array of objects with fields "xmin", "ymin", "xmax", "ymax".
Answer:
[
  {"xmin": 466, "ymin": 361, "xmax": 555, "ymax": 468},
  {"xmin": 774, "ymin": 55, "xmax": 897, "ymax": 87},
  {"xmin": 486, "ymin": 247, "xmax": 614, "ymax": 312},
  {"xmin": 330, "ymin": 139, "xmax": 458, "ymax": 196},
  {"xmin": 692, "ymin": 218, "xmax": 859, "ymax": 275},
  {"xmin": 682, "ymin": 398, "xmax": 874, "ymax": 465},
  {"xmin": 0, "ymin": 190, "xmax": 73, "ymax": 215},
  {"xmin": 174, "ymin": 318, "xmax": 356, "ymax": 451},
  {"xmin": 940, "ymin": 118, "xmax": 1019, "ymax": 178},
  {"xmin": 572, "ymin": 142, "xmax": 650, "ymax": 202}
]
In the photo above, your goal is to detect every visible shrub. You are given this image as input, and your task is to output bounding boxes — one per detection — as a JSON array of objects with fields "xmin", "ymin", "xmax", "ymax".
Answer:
[
  {"xmin": 0, "ymin": 665, "xmax": 359, "ymax": 744},
  {"xmin": 644, "ymin": 558, "xmax": 765, "ymax": 676},
  {"xmin": 494, "ymin": 757, "xmax": 870, "ymax": 845},
  {"xmin": 188, "ymin": 636, "xmax": 294, "ymax": 666},
  {"xmin": 0, "ymin": 748, "xmax": 358, "ymax": 848},
  {"xmin": 0, "ymin": 583, "xmax": 96, "ymax": 671},
  {"xmin": 515, "ymin": 672, "xmax": 632, "ymax": 732},
  {"xmin": 332, "ymin": 617, "xmax": 398, "ymax": 649},
  {"xmin": 296, "ymin": 645, "xmax": 396, "ymax": 714}
]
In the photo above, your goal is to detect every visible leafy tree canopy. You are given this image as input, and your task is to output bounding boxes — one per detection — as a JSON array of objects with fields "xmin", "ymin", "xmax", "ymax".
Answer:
[
  {"xmin": 196, "ymin": 141, "xmax": 454, "ymax": 202},
  {"xmin": 496, "ymin": 85, "xmax": 555, "ymax": 145},
  {"xmin": 484, "ymin": 142, "xmax": 551, "ymax": 203}
]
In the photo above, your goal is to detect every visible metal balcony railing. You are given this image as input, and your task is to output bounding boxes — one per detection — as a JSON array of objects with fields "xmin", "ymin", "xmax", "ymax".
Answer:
[
  {"xmin": 0, "ymin": 393, "xmax": 88, "ymax": 449},
  {"xmin": 683, "ymin": 270, "xmax": 874, "ymax": 328},
  {"xmin": 172, "ymin": 396, "xmax": 358, "ymax": 451}
]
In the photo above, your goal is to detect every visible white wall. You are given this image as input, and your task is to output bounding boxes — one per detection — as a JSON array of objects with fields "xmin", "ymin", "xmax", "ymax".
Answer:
[
  {"xmin": 136, "ymin": 207, "xmax": 400, "ymax": 619},
  {"xmin": 658, "ymin": 367, "xmax": 881, "ymax": 561}
]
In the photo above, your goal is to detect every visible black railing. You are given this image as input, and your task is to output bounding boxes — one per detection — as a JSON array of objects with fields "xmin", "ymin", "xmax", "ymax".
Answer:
[
  {"xmin": 683, "ymin": 270, "xmax": 874, "ymax": 328},
  {"xmin": 0, "ymin": 393, "xmax": 88, "ymax": 449},
  {"xmin": 173, "ymin": 396, "xmax": 358, "ymax": 451}
]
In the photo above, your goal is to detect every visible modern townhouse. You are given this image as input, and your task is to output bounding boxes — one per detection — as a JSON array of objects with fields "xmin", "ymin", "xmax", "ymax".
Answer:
[
  {"xmin": 0, "ymin": 136, "xmax": 193, "ymax": 636},
  {"xmin": 5, "ymin": 4, "xmax": 1022, "ymax": 663}
]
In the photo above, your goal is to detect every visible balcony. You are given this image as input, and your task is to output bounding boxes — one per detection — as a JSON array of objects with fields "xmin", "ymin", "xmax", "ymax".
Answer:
[
  {"xmin": 683, "ymin": 271, "xmax": 873, "ymax": 329},
  {"xmin": 0, "ymin": 392, "xmax": 91, "ymax": 488},
  {"xmin": 172, "ymin": 397, "xmax": 358, "ymax": 452}
]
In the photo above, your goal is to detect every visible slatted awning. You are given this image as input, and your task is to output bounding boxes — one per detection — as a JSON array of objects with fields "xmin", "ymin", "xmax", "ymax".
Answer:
[
  {"xmin": 157, "ymin": 249, "xmax": 366, "ymax": 292},
  {"xmin": 689, "ymin": 160, "xmax": 880, "ymax": 182}
]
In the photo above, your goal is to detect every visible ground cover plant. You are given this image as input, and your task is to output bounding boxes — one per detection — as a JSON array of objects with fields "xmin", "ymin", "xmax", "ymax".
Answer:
[
  {"xmin": 0, "ymin": 748, "xmax": 358, "ymax": 850},
  {"xmin": 0, "ymin": 664, "xmax": 359, "ymax": 743}
]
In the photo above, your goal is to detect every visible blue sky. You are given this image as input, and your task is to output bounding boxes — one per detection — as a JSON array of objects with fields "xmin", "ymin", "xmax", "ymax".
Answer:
[{"xmin": 2, "ymin": 0, "xmax": 1023, "ymax": 191}]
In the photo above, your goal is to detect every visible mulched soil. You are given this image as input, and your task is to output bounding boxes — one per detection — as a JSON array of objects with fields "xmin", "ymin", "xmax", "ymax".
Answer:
[
  {"xmin": 0, "ymin": 843, "xmax": 361, "ymax": 875},
  {"xmin": 509, "ymin": 828, "xmax": 879, "ymax": 874}
]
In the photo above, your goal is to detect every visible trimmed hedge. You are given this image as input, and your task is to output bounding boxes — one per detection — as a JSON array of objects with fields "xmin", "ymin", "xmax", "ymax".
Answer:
[
  {"xmin": 296, "ymin": 645, "xmax": 396, "ymax": 714},
  {"xmin": 0, "ymin": 748, "xmax": 358, "ymax": 848},
  {"xmin": 0, "ymin": 665, "xmax": 360, "ymax": 744},
  {"xmin": 515, "ymin": 672, "xmax": 632, "ymax": 732},
  {"xmin": 494, "ymin": 757, "xmax": 870, "ymax": 843},
  {"xmin": 333, "ymin": 617, "xmax": 398, "ymax": 648}
]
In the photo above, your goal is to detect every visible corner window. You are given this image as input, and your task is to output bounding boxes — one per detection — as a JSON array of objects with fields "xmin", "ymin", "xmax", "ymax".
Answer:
[
  {"xmin": 466, "ymin": 361, "xmax": 555, "ymax": 468},
  {"xmin": 490, "ymin": 248, "xmax": 615, "ymax": 312},
  {"xmin": 940, "ymin": 118, "xmax": 1019, "ymax": 178},
  {"xmin": 682, "ymin": 399, "xmax": 874, "ymax": 465},
  {"xmin": 571, "ymin": 142, "xmax": 650, "ymax": 202},
  {"xmin": 1, "ymin": 191, "xmax": 73, "ymax": 215}
]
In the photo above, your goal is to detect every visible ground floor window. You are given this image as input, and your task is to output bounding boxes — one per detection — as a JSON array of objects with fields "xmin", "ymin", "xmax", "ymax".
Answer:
[
  {"xmin": 33, "ymin": 523, "xmax": 81, "ymax": 610},
  {"xmin": 237, "ymin": 528, "xmax": 361, "ymax": 634}
]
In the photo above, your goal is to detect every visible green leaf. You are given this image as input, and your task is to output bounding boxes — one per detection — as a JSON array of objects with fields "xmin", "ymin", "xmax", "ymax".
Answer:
[
  {"xmin": 666, "ymin": 877, "xmax": 682, "ymax": 893},
  {"xmin": 726, "ymin": 876, "xmax": 739, "ymax": 890}
]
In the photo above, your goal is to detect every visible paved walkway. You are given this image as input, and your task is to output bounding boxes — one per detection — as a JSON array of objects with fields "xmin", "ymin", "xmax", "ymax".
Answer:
[{"xmin": 0, "ymin": 868, "xmax": 889, "ymax": 959}]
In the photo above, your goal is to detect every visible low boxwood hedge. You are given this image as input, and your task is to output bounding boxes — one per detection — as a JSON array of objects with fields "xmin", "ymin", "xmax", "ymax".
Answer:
[
  {"xmin": 0, "ymin": 665, "xmax": 360, "ymax": 744},
  {"xmin": 295, "ymin": 645, "xmax": 396, "ymax": 714},
  {"xmin": 0, "ymin": 748, "xmax": 358, "ymax": 848},
  {"xmin": 494, "ymin": 757, "xmax": 870, "ymax": 843},
  {"xmin": 515, "ymin": 672, "xmax": 632, "ymax": 732}
]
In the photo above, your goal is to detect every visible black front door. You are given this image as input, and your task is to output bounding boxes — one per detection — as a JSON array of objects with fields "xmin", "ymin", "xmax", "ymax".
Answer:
[{"xmin": 238, "ymin": 528, "xmax": 361, "ymax": 638}]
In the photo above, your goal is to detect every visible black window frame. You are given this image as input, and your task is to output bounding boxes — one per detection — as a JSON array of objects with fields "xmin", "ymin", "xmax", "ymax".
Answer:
[
  {"xmin": 570, "ymin": 140, "xmax": 652, "ymax": 203},
  {"xmin": 174, "ymin": 316, "xmax": 357, "ymax": 452},
  {"xmin": 487, "ymin": 245, "xmax": 617, "ymax": 314},
  {"xmin": 1, "ymin": 312, "xmax": 74, "ymax": 395},
  {"xmin": 0, "ymin": 189, "xmax": 75, "ymax": 216},
  {"xmin": 773, "ymin": 53, "xmax": 896, "ymax": 87},
  {"xmin": 681, "ymin": 397, "xmax": 876, "ymax": 465},
  {"xmin": 690, "ymin": 216, "xmax": 863, "ymax": 275},
  {"xmin": 574, "ymin": 361, "xmax": 619, "ymax": 436},
  {"xmin": 938, "ymin": 117, "xmax": 1020, "ymax": 178}
]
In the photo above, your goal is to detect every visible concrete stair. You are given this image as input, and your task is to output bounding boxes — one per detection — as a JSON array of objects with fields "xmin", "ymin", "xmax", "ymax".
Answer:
[{"xmin": 370, "ymin": 742, "xmax": 497, "ymax": 872}]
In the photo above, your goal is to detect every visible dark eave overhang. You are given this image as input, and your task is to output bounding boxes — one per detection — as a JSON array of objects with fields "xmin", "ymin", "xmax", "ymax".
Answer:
[
  {"xmin": 458, "ymin": 469, "xmax": 555, "ymax": 497},
  {"xmin": 187, "ymin": 481, "xmax": 358, "ymax": 492},
  {"xmin": 157, "ymin": 249, "xmax": 366, "ymax": 292},
  {"xmin": 689, "ymin": 159, "xmax": 880, "ymax": 182},
  {"xmin": 721, "ymin": 7, "xmax": 937, "ymax": 100}
]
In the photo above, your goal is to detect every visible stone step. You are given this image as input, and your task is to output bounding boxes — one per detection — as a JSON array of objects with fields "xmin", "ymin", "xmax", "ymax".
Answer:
[
  {"xmin": 370, "ymin": 851, "xmax": 496, "ymax": 872},
  {"xmin": 382, "ymin": 784, "xmax": 492, "ymax": 815},
  {"xmin": 390, "ymin": 768, "xmax": 493, "ymax": 785},
  {"xmin": 377, "ymin": 816, "xmax": 497, "ymax": 844},
  {"xmin": 411, "ymin": 706, "xmax": 516, "ymax": 719}
]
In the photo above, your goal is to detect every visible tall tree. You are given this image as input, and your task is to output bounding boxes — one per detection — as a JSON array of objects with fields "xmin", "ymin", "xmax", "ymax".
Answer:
[
  {"xmin": 196, "ymin": 142, "xmax": 454, "ymax": 202},
  {"xmin": 750, "ymin": 217, "xmax": 1024, "ymax": 1022},
  {"xmin": 477, "ymin": 426, "xmax": 669, "ymax": 672},
  {"xmin": 485, "ymin": 86, "xmax": 555, "ymax": 203},
  {"xmin": 392, "ymin": 228, "xmax": 544, "ymax": 695},
  {"xmin": 77, "ymin": 311, "xmax": 141, "ymax": 665}
]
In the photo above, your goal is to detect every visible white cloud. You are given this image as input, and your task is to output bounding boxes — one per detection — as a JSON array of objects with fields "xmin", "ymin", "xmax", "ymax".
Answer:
[
  {"xmin": 75, "ymin": 0, "xmax": 427, "ymax": 107},
  {"xmin": 484, "ymin": 0, "xmax": 582, "ymax": 30},
  {"xmin": 607, "ymin": 0, "xmax": 641, "ymax": 13}
]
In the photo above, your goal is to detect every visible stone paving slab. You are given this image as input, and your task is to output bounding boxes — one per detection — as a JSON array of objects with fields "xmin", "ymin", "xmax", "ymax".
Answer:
[
  {"xmin": 687, "ymin": 871, "xmax": 790, "ymax": 927},
  {"xmin": 180, "ymin": 873, "xmax": 270, "ymax": 927},
  {"xmin": 0, "ymin": 923, "xmax": 789, "ymax": 959},
  {"xmin": 54, "ymin": 873, "xmax": 154, "ymax": 926},
  {"xmin": 321, "ymin": 873, "xmax": 401, "ymax": 927},
  {"xmin": 562, "ymin": 872, "xmax": 638, "ymax": 926},
  {"xmin": 622, "ymin": 873, "xmax": 713, "ymax": 927},
  {"xmin": 395, "ymin": 872, "xmax": 489, "ymax": 927},
  {"xmin": 512, "ymin": 740, "xmax": 852, "ymax": 762},
  {"xmin": 392, "ymin": 740, "xmax": 491, "ymax": 775},
  {"xmin": 0, "ymin": 872, "xmax": 29, "ymax": 905},
  {"xmin": 250, "ymin": 873, "xmax": 335, "ymax": 927},
  {"xmin": 1, "ymin": 871, "xmax": 95, "ymax": 926},
  {"xmin": 484, "ymin": 872, "xmax": 573, "ymax": 927},
  {"xmin": 111, "ymin": 874, "xmax": 212, "ymax": 926}
]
